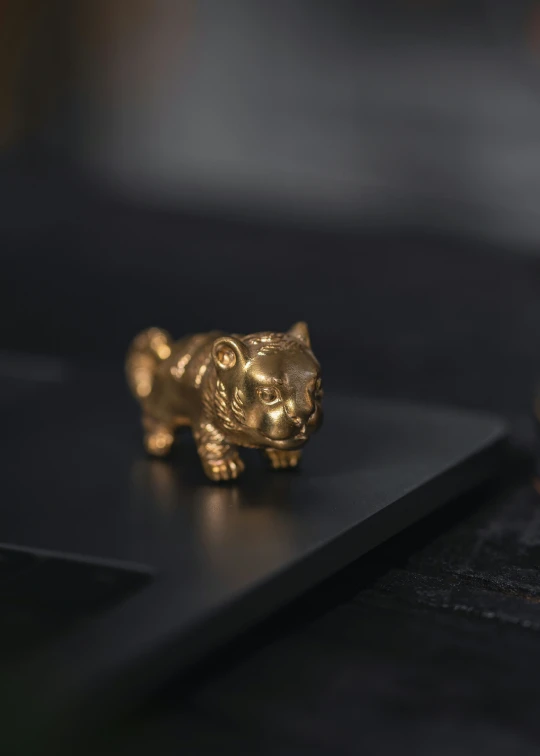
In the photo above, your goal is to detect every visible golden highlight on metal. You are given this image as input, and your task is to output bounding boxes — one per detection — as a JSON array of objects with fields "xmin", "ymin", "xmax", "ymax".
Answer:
[{"xmin": 126, "ymin": 322, "xmax": 323, "ymax": 481}]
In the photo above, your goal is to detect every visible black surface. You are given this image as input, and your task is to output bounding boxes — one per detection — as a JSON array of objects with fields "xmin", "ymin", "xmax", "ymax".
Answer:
[
  {"xmin": 0, "ymin": 544, "xmax": 150, "ymax": 658},
  {"xmin": 2, "ymin": 169, "xmax": 540, "ymax": 755},
  {"xmin": 0, "ymin": 368, "xmax": 504, "ymax": 751}
]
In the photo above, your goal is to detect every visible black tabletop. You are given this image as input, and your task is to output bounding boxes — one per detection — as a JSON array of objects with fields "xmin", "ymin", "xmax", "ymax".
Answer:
[{"xmin": 3, "ymin": 163, "xmax": 540, "ymax": 756}]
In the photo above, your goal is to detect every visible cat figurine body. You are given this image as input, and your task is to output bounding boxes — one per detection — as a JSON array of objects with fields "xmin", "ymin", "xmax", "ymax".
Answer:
[{"xmin": 126, "ymin": 322, "xmax": 323, "ymax": 481}]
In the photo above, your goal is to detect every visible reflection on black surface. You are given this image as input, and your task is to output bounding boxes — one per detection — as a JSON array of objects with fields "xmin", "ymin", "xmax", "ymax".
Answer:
[{"xmin": 130, "ymin": 450, "xmax": 301, "ymax": 580}]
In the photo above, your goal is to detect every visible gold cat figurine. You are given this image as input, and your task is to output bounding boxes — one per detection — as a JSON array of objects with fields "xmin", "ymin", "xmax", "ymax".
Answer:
[{"xmin": 126, "ymin": 322, "xmax": 323, "ymax": 481}]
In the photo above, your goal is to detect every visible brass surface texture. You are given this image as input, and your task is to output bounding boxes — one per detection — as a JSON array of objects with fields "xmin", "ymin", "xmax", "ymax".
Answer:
[{"xmin": 126, "ymin": 322, "xmax": 323, "ymax": 481}]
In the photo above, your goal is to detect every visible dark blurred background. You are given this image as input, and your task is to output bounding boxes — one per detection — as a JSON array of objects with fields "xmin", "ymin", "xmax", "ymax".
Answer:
[{"xmin": 2, "ymin": 0, "xmax": 540, "ymax": 414}]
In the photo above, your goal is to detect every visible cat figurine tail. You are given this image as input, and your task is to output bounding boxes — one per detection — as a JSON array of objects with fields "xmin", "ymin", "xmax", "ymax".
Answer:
[{"xmin": 126, "ymin": 327, "xmax": 174, "ymax": 402}]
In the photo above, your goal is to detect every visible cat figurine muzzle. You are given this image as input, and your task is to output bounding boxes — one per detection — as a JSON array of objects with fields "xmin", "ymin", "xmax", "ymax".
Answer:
[{"xmin": 126, "ymin": 322, "xmax": 323, "ymax": 481}]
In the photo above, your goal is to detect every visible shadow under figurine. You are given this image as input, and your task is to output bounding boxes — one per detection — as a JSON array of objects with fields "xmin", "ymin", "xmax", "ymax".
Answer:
[{"xmin": 126, "ymin": 322, "xmax": 323, "ymax": 481}]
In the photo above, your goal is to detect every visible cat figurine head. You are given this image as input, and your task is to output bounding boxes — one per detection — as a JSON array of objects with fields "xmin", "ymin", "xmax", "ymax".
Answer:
[{"xmin": 211, "ymin": 322, "xmax": 323, "ymax": 450}]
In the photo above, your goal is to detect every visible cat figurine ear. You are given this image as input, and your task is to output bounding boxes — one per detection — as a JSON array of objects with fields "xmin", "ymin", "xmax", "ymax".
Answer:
[
  {"xmin": 212, "ymin": 336, "xmax": 249, "ymax": 370},
  {"xmin": 288, "ymin": 321, "xmax": 311, "ymax": 348}
]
